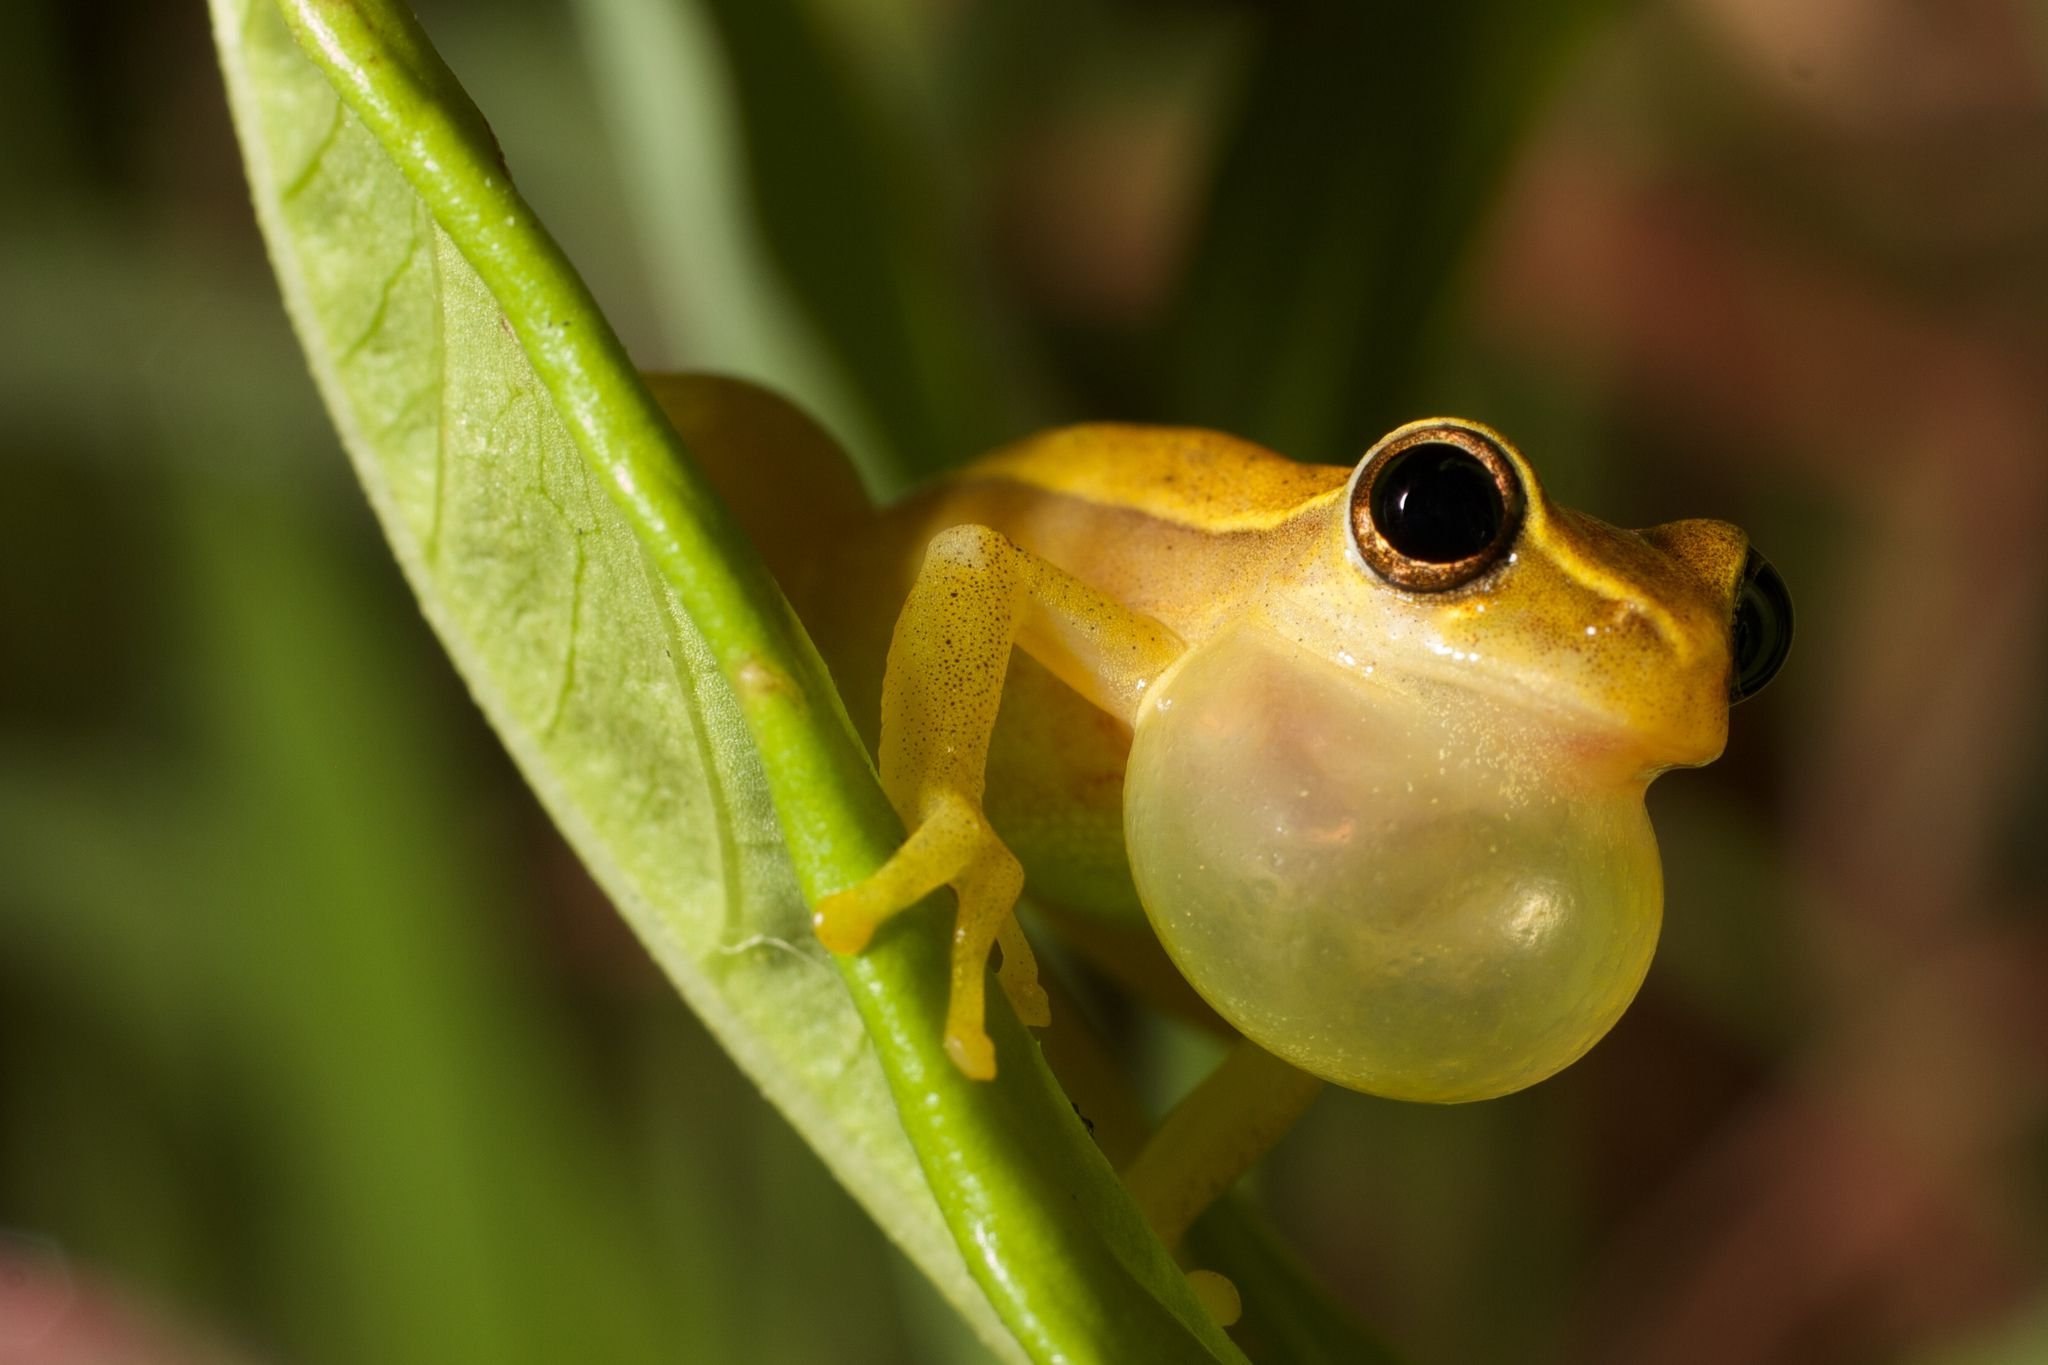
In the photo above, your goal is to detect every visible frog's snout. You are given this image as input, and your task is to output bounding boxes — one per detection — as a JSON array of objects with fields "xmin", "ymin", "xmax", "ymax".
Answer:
[
  {"xmin": 1633, "ymin": 518, "xmax": 1792, "ymax": 703},
  {"xmin": 1634, "ymin": 517, "xmax": 1746, "ymax": 591}
]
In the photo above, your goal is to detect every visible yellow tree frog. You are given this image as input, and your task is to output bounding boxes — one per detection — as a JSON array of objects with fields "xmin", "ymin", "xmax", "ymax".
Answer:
[{"xmin": 650, "ymin": 374, "xmax": 1791, "ymax": 1250}]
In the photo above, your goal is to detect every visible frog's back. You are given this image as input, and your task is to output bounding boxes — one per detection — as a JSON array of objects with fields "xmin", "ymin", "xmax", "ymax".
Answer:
[
  {"xmin": 961, "ymin": 424, "xmax": 1348, "ymax": 536},
  {"xmin": 887, "ymin": 425, "xmax": 1345, "ymax": 649}
]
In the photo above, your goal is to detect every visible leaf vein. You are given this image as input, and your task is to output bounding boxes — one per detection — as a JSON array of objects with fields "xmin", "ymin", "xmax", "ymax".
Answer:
[
  {"xmin": 336, "ymin": 221, "xmax": 424, "ymax": 364},
  {"xmin": 279, "ymin": 98, "xmax": 346, "ymax": 203},
  {"xmin": 541, "ymin": 533, "xmax": 589, "ymax": 739},
  {"xmin": 426, "ymin": 233, "xmax": 448, "ymax": 564},
  {"xmin": 640, "ymin": 548, "xmax": 748, "ymax": 945}
]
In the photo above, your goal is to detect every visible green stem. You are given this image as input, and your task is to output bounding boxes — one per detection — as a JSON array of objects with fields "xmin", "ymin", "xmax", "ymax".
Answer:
[{"xmin": 271, "ymin": 3, "xmax": 1242, "ymax": 1361}]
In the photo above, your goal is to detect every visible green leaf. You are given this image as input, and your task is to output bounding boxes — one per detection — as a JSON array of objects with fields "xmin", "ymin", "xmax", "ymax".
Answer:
[
  {"xmin": 679, "ymin": 0, "xmax": 1025, "ymax": 482},
  {"xmin": 211, "ymin": 1, "xmax": 1243, "ymax": 1360},
  {"xmin": 568, "ymin": 0, "xmax": 897, "ymax": 485},
  {"xmin": 1167, "ymin": 0, "xmax": 1624, "ymax": 461}
]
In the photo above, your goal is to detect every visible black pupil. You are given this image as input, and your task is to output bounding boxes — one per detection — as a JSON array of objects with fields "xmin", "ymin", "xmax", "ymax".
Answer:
[
  {"xmin": 1730, "ymin": 549, "xmax": 1793, "ymax": 702},
  {"xmin": 1371, "ymin": 443, "xmax": 1506, "ymax": 564}
]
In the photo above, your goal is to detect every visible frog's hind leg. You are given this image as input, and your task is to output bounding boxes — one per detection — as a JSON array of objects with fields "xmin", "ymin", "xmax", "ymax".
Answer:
[
  {"xmin": 814, "ymin": 522, "xmax": 1184, "ymax": 1078},
  {"xmin": 1121, "ymin": 1040, "xmax": 1324, "ymax": 1326},
  {"xmin": 1122, "ymin": 1041, "xmax": 1323, "ymax": 1251},
  {"xmin": 642, "ymin": 372, "xmax": 875, "ymax": 598}
]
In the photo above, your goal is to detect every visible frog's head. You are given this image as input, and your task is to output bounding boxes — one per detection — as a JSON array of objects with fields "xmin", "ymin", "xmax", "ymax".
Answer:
[
  {"xmin": 1330, "ymin": 417, "xmax": 1791, "ymax": 775},
  {"xmin": 1124, "ymin": 419, "xmax": 1791, "ymax": 1104}
]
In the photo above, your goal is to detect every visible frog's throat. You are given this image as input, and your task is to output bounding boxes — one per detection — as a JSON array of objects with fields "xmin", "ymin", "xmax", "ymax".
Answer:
[{"xmin": 1150, "ymin": 622, "xmax": 1691, "ymax": 786}]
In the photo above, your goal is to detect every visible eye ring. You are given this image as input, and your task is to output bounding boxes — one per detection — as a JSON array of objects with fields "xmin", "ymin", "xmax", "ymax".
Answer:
[{"xmin": 1347, "ymin": 421, "xmax": 1526, "ymax": 592}]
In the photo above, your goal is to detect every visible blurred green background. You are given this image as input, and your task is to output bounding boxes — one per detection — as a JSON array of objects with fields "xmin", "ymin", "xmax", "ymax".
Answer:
[{"xmin": 7, "ymin": 1, "xmax": 2048, "ymax": 1362}]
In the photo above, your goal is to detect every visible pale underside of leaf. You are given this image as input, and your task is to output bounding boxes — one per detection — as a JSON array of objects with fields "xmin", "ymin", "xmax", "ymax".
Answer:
[{"xmin": 213, "ymin": 0, "xmax": 1021, "ymax": 1356}]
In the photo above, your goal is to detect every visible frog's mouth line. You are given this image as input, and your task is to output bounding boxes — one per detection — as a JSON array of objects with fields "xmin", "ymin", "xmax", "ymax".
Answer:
[{"xmin": 1234, "ymin": 624, "xmax": 1722, "ymax": 782}]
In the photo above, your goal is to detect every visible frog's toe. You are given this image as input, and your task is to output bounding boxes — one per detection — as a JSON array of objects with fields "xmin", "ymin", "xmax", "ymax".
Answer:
[
  {"xmin": 944, "ymin": 1025, "xmax": 997, "ymax": 1081},
  {"xmin": 1186, "ymin": 1269, "xmax": 1240, "ymax": 1327},
  {"xmin": 1003, "ymin": 974, "xmax": 1052, "ymax": 1030},
  {"xmin": 811, "ymin": 797, "xmax": 985, "ymax": 956},
  {"xmin": 940, "ymin": 842, "xmax": 1026, "ymax": 1079},
  {"xmin": 812, "ymin": 888, "xmax": 884, "ymax": 955},
  {"xmin": 996, "ymin": 917, "xmax": 1052, "ymax": 1028}
]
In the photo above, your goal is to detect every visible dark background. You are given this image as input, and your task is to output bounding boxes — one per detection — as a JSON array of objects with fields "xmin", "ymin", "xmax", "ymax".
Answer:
[{"xmin": 5, "ymin": 1, "xmax": 2047, "ymax": 1362}]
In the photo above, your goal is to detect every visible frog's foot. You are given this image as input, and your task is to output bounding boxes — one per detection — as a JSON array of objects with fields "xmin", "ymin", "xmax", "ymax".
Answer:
[
  {"xmin": 813, "ymin": 793, "xmax": 1047, "ymax": 1079},
  {"xmin": 1185, "ymin": 1270, "xmax": 1240, "ymax": 1328},
  {"xmin": 812, "ymin": 794, "xmax": 983, "ymax": 955}
]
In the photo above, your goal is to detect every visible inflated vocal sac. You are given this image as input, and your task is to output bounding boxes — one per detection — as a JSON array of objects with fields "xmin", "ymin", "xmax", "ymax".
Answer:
[{"xmin": 1125, "ymin": 626, "xmax": 1663, "ymax": 1104}]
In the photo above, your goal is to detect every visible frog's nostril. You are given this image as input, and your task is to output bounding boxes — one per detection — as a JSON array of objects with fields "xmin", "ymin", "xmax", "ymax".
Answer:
[{"xmin": 1729, "ymin": 549, "xmax": 1793, "ymax": 702}]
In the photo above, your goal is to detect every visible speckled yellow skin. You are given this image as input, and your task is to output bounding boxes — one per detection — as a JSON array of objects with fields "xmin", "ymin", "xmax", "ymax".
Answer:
[{"xmin": 651, "ymin": 377, "xmax": 1751, "ymax": 1100}]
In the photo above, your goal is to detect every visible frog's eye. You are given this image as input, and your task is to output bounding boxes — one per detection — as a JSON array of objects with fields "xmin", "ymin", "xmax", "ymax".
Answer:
[
  {"xmin": 1348, "ymin": 422, "xmax": 1525, "ymax": 592},
  {"xmin": 1729, "ymin": 548, "xmax": 1793, "ymax": 702}
]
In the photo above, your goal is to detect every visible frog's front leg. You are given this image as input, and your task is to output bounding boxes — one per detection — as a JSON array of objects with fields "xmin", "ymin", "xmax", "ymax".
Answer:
[{"xmin": 813, "ymin": 523, "xmax": 1185, "ymax": 1079}]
